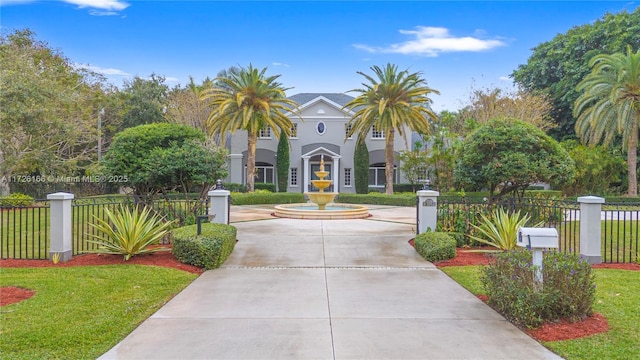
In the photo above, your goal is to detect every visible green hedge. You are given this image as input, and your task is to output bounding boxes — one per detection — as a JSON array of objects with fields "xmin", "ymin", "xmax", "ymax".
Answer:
[
  {"xmin": 172, "ymin": 223, "xmax": 237, "ymax": 270},
  {"xmin": 0, "ymin": 193, "xmax": 35, "ymax": 207},
  {"xmin": 337, "ymin": 193, "xmax": 416, "ymax": 206},
  {"xmin": 230, "ymin": 192, "xmax": 305, "ymax": 205},
  {"xmin": 414, "ymin": 232, "xmax": 456, "ymax": 262},
  {"xmin": 254, "ymin": 183, "xmax": 276, "ymax": 192}
]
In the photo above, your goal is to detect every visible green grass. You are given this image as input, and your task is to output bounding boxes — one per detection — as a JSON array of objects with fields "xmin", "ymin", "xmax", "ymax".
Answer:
[
  {"xmin": 441, "ymin": 266, "xmax": 640, "ymax": 359},
  {"xmin": 0, "ymin": 266, "xmax": 197, "ymax": 359},
  {"xmin": 557, "ymin": 220, "xmax": 639, "ymax": 263}
]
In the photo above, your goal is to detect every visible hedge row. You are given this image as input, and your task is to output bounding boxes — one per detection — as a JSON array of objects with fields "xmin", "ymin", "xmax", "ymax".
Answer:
[
  {"xmin": 414, "ymin": 232, "xmax": 456, "ymax": 262},
  {"xmin": 230, "ymin": 192, "xmax": 305, "ymax": 205},
  {"xmin": 172, "ymin": 223, "xmax": 237, "ymax": 270}
]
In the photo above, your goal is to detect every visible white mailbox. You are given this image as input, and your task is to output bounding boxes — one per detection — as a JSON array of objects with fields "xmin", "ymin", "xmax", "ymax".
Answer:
[{"xmin": 517, "ymin": 227, "xmax": 559, "ymax": 250}]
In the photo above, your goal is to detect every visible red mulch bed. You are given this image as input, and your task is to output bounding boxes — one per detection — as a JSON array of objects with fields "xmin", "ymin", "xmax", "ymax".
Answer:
[{"xmin": 407, "ymin": 239, "xmax": 639, "ymax": 341}]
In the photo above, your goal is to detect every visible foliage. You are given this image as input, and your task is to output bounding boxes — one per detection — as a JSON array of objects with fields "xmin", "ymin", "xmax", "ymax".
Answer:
[
  {"xmin": 336, "ymin": 192, "xmax": 416, "ymax": 206},
  {"xmin": 467, "ymin": 207, "xmax": 540, "ymax": 250},
  {"xmin": 344, "ymin": 63, "xmax": 439, "ymax": 195},
  {"xmin": 88, "ymin": 204, "xmax": 175, "ymax": 261},
  {"xmin": 573, "ymin": 46, "xmax": 640, "ymax": 197},
  {"xmin": 453, "ymin": 119, "xmax": 575, "ymax": 202},
  {"xmin": 119, "ymin": 73, "xmax": 169, "ymax": 130},
  {"xmin": 425, "ymin": 112, "xmax": 462, "ymax": 191},
  {"xmin": 0, "ymin": 192, "xmax": 34, "ymax": 207},
  {"xmin": 201, "ymin": 64, "xmax": 298, "ymax": 192},
  {"xmin": 0, "ymin": 29, "xmax": 110, "ymax": 196},
  {"xmin": 481, "ymin": 249, "xmax": 595, "ymax": 328},
  {"xmin": 397, "ymin": 142, "xmax": 430, "ymax": 191},
  {"xmin": 0, "ymin": 266, "xmax": 196, "ymax": 359},
  {"xmin": 229, "ymin": 192, "xmax": 305, "ymax": 205},
  {"xmin": 165, "ymin": 76, "xmax": 213, "ymax": 134},
  {"xmin": 276, "ymin": 129, "xmax": 290, "ymax": 192},
  {"xmin": 414, "ymin": 232, "xmax": 456, "ymax": 262},
  {"xmin": 512, "ymin": 8, "xmax": 640, "ymax": 140},
  {"xmin": 458, "ymin": 86, "xmax": 555, "ymax": 131},
  {"xmin": 354, "ymin": 137, "xmax": 370, "ymax": 194},
  {"xmin": 560, "ymin": 140, "xmax": 626, "ymax": 196},
  {"xmin": 102, "ymin": 123, "xmax": 228, "ymax": 198},
  {"xmin": 172, "ymin": 223, "xmax": 237, "ymax": 269},
  {"xmin": 254, "ymin": 183, "xmax": 276, "ymax": 192}
]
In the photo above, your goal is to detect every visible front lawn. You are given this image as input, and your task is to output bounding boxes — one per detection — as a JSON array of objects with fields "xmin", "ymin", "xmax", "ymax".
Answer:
[
  {"xmin": 0, "ymin": 265, "xmax": 197, "ymax": 359},
  {"xmin": 441, "ymin": 266, "xmax": 640, "ymax": 360}
]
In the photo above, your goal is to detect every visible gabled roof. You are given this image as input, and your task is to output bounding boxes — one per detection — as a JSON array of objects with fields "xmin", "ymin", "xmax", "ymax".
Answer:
[{"xmin": 288, "ymin": 93, "xmax": 354, "ymax": 107}]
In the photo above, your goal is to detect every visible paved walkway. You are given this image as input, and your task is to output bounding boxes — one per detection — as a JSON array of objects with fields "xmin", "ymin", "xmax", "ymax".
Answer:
[{"xmin": 100, "ymin": 206, "xmax": 562, "ymax": 360}]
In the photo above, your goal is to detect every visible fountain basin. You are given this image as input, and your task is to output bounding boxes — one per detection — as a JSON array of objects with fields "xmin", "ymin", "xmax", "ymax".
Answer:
[{"xmin": 273, "ymin": 203, "xmax": 369, "ymax": 220}]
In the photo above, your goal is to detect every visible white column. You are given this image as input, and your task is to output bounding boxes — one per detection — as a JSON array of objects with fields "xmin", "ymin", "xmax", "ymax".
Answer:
[
  {"xmin": 578, "ymin": 195, "xmax": 605, "ymax": 264},
  {"xmin": 208, "ymin": 189, "xmax": 231, "ymax": 224},
  {"xmin": 333, "ymin": 156, "xmax": 340, "ymax": 193},
  {"xmin": 417, "ymin": 190, "xmax": 439, "ymax": 234},
  {"xmin": 47, "ymin": 192, "xmax": 74, "ymax": 262},
  {"xmin": 303, "ymin": 156, "xmax": 310, "ymax": 192},
  {"xmin": 229, "ymin": 154, "xmax": 244, "ymax": 184}
]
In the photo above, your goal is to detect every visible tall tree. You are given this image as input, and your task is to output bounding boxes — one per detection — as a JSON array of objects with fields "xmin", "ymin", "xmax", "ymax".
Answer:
[
  {"xmin": 201, "ymin": 65, "xmax": 298, "ymax": 192},
  {"xmin": 573, "ymin": 46, "xmax": 640, "ymax": 196},
  {"xmin": 344, "ymin": 63, "xmax": 439, "ymax": 195},
  {"xmin": 0, "ymin": 29, "xmax": 107, "ymax": 195},
  {"xmin": 120, "ymin": 73, "xmax": 169, "ymax": 130},
  {"xmin": 353, "ymin": 137, "xmax": 369, "ymax": 194},
  {"xmin": 276, "ymin": 128, "xmax": 290, "ymax": 192},
  {"xmin": 512, "ymin": 8, "xmax": 640, "ymax": 140},
  {"xmin": 165, "ymin": 76, "xmax": 214, "ymax": 134}
]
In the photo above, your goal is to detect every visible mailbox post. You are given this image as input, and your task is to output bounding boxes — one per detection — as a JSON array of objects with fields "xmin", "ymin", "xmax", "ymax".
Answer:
[{"xmin": 517, "ymin": 227, "xmax": 559, "ymax": 289}]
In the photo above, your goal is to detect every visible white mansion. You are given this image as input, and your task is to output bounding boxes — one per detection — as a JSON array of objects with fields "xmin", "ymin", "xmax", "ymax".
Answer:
[{"xmin": 226, "ymin": 93, "xmax": 413, "ymax": 193}]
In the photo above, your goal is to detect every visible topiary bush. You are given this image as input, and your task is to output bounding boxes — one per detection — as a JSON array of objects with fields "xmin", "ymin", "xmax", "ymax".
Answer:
[
  {"xmin": 481, "ymin": 249, "xmax": 595, "ymax": 328},
  {"xmin": 414, "ymin": 232, "xmax": 456, "ymax": 262},
  {"xmin": 172, "ymin": 223, "xmax": 237, "ymax": 270},
  {"xmin": 0, "ymin": 193, "xmax": 35, "ymax": 207},
  {"xmin": 230, "ymin": 192, "xmax": 305, "ymax": 205}
]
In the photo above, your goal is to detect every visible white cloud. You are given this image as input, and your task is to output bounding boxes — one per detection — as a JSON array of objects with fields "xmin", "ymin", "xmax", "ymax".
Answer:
[
  {"xmin": 78, "ymin": 64, "xmax": 131, "ymax": 77},
  {"xmin": 499, "ymin": 75, "xmax": 511, "ymax": 81},
  {"xmin": 272, "ymin": 62, "xmax": 290, "ymax": 67},
  {"xmin": 63, "ymin": 0, "xmax": 129, "ymax": 11},
  {"xmin": 354, "ymin": 26, "xmax": 506, "ymax": 57}
]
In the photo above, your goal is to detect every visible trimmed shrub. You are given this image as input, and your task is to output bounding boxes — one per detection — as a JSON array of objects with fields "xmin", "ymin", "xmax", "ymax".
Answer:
[
  {"xmin": 481, "ymin": 249, "xmax": 595, "ymax": 328},
  {"xmin": 172, "ymin": 223, "xmax": 237, "ymax": 269},
  {"xmin": 254, "ymin": 183, "xmax": 276, "ymax": 192},
  {"xmin": 414, "ymin": 232, "xmax": 456, "ymax": 262},
  {"xmin": 223, "ymin": 183, "xmax": 247, "ymax": 192},
  {"xmin": 0, "ymin": 193, "xmax": 35, "ymax": 207},
  {"xmin": 337, "ymin": 193, "xmax": 416, "ymax": 206},
  {"xmin": 230, "ymin": 192, "xmax": 305, "ymax": 205}
]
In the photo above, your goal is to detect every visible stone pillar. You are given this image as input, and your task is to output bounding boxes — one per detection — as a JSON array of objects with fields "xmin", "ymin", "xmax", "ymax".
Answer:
[
  {"xmin": 303, "ymin": 156, "xmax": 310, "ymax": 192},
  {"xmin": 208, "ymin": 189, "xmax": 231, "ymax": 224},
  {"xmin": 417, "ymin": 190, "xmax": 439, "ymax": 234},
  {"xmin": 333, "ymin": 156, "xmax": 340, "ymax": 193},
  {"xmin": 578, "ymin": 196, "xmax": 604, "ymax": 264},
  {"xmin": 47, "ymin": 192, "xmax": 74, "ymax": 262}
]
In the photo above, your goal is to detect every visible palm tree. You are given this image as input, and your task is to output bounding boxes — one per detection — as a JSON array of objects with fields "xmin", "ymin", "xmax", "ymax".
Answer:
[
  {"xmin": 201, "ymin": 65, "xmax": 298, "ymax": 192},
  {"xmin": 343, "ymin": 63, "xmax": 440, "ymax": 195},
  {"xmin": 574, "ymin": 46, "xmax": 640, "ymax": 197}
]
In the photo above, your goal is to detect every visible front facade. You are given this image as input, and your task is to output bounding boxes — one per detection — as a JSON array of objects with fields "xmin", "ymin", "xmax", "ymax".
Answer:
[{"xmin": 226, "ymin": 93, "xmax": 411, "ymax": 193}]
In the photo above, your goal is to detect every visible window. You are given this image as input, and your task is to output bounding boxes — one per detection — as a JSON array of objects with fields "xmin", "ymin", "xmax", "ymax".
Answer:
[
  {"xmin": 344, "ymin": 168, "xmax": 352, "ymax": 187},
  {"xmin": 371, "ymin": 125, "xmax": 384, "ymax": 139},
  {"xmin": 369, "ymin": 163, "xmax": 397, "ymax": 187},
  {"xmin": 290, "ymin": 168, "xmax": 298, "ymax": 186},
  {"xmin": 290, "ymin": 123, "xmax": 298, "ymax": 139},
  {"xmin": 345, "ymin": 123, "xmax": 353, "ymax": 139},
  {"xmin": 316, "ymin": 121, "xmax": 326, "ymax": 135},
  {"xmin": 259, "ymin": 126, "xmax": 271, "ymax": 138},
  {"xmin": 252, "ymin": 162, "xmax": 274, "ymax": 183}
]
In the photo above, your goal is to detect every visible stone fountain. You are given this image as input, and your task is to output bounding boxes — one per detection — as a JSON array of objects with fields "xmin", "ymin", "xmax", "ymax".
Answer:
[
  {"xmin": 305, "ymin": 155, "xmax": 338, "ymax": 210},
  {"xmin": 273, "ymin": 155, "xmax": 369, "ymax": 219}
]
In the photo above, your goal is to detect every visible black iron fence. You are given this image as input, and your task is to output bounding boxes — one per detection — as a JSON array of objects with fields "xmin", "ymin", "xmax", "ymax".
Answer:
[
  {"xmin": 1, "ymin": 194, "xmax": 210, "ymax": 260},
  {"xmin": 437, "ymin": 196, "xmax": 638, "ymax": 263}
]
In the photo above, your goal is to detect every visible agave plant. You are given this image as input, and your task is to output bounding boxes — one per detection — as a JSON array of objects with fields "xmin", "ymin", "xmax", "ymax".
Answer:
[
  {"xmin": 88, "ymin": 205, "xmax": 175, "ymax": 261},
  {"xmin": 467, "ymin": 207, "xmax": 542, "ymax": 251}
]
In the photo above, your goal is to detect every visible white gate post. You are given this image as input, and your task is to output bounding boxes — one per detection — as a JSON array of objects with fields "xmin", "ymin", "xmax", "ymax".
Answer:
[
  {"xmin": 208, "ymin": 189, "xmax": 231, "ymax": 224},
  {"xmin": 577, "ymin": 195, "xmax": 604, "ymax": 264},
  {"xmin": 417, "ymin": 190, "xmax": 439, "ymax": 234},
  {"xmin": 47, "ymin": 192, "xmax": 74, "ymax": 262}
]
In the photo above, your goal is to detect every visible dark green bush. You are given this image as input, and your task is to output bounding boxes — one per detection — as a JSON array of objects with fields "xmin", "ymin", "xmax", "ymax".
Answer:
[
  {"xmin": 172, "ymin": 223, "xmax": 237, "ymax": 270},
  {"xmin": 337, "ymin": 193, "xmax": 416, "ymax": 206},
  {"xmin": 0, "ymin": 193, "xmax": 35, "ymax": 207},
  {"xmin": 393, "ymin": 183, "xmax": 420, "ymax": 193},
  {"xmin": 481, "ymin": 249, "xmax": 595, "ymax": 328},
  {"xmin": 414, "ymin": 232, "xmax": 456, "ymax": 262},
  {"xmin": 254, "ymin": 183, "xmax": 276, "ymax": 192},
  {"xmin": 223, "ymin": 183, "xmax": 246, "ymax": 192},
  {"xmin": 229, "ymin": 192, "xmax": 305, "ymax": 205}
]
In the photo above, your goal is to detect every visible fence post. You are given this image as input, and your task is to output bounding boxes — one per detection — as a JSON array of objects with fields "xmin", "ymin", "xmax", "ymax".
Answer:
[
  {"xmin": 47, "ymin": 192, "xmax": 74, "ymax": 262},
  {"xmin": 417, "ymin": 190, "xmax": 439, "ymax": 234},
  {"xmin": 577, "ymin": 195, "xmax": 604, "ymax": 264},
  {"xmin": 208, "ymin": 189, "xmax": 231, "ymax": 224}
]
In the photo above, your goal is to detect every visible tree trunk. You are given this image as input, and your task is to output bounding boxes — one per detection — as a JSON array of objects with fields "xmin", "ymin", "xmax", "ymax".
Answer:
[
  {"xmin": 627, "ymin": 116, "xmax": 638, "ymax": 197},
  {"xmin": 385, "ymin": 127, "xmax": 395, "ymax": 195},
  {"xmin": 246, "ymin": 132, "xmax": 257, "ymax": 192}
]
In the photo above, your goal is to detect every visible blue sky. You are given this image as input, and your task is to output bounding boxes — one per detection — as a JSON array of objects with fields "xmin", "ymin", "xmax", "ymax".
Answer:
[{"xmin": 1, "ymin": 0, "xmax": 637, "ymax": 111}]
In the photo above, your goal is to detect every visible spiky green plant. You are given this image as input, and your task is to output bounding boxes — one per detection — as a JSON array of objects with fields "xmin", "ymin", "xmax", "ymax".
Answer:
[
  {"xmin": 467, "ymin": 207, "xmax": 542, "ymax": 251},
  {"xmin": 88, "ymin": 205, "xmax": 175, "ymax": 261}
]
